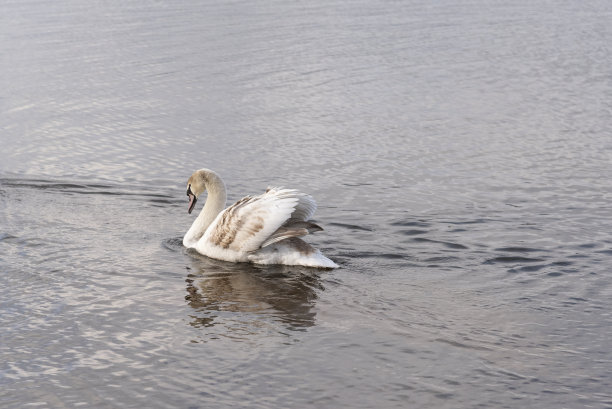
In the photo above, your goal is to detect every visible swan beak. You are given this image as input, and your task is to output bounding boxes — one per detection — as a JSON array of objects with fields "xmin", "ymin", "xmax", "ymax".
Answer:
[
  {"xmin": 186, "ymin": 185, "xmax": 197, "ymax": 214},
  {"xmin": 188, "ymin": 194, "xmax": 197, "ymax": 214}
]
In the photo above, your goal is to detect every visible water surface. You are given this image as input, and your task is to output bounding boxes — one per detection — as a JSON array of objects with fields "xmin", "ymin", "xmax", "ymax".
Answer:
[{"xmin": 2, "ymin": 1, "xmax": 612, "ymax": 408}]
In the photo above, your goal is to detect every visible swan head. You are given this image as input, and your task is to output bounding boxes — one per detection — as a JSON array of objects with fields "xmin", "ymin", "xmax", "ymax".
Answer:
[{"xmin": 186, "ymin": 170, "xmax": 208, "ymax": 214}]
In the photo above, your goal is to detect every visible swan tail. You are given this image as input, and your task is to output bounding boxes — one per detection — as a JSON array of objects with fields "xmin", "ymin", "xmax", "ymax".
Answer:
[{"xmin": 248, "ymin": 238, "xmax": 339, "ymax": 268}]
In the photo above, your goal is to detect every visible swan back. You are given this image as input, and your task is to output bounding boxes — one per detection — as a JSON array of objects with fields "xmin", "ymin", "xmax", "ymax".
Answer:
[{"xmin": 201, "ymin": 188, "xmax": 309, "ymax": 255}]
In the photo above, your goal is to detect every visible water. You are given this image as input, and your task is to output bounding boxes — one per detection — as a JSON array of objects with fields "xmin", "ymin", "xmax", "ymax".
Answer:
[{"xmin": 2, "ymin": 0, "xmax": 612, "ymax": 407}]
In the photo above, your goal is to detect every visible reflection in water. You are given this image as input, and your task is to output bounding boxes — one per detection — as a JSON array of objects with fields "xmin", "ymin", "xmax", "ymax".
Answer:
[{"xmin": 184, "ymin": 252, "xmax": 323, "ymax": 338}]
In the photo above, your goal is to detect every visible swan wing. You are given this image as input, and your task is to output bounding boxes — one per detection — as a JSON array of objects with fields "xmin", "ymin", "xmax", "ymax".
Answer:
[
  {"xmin": 204, "ymin": 188, "xmax": 315, "ymax": 253},
  {"xmin": 262, "ymin": 186, "xmax": 317, "ymax": 221},
  {"xmin": 289, "ymin": 189, "xmax": 317, "ymax": 221},
  {"xmin": 260, "ymin": 220, "xmax": 323, "ymax": 248}
]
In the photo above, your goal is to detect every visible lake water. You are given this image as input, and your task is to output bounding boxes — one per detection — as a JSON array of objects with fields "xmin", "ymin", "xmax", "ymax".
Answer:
[{"xmin": 2, "ymin": 0, "xmax": 612, "ymax": 408}]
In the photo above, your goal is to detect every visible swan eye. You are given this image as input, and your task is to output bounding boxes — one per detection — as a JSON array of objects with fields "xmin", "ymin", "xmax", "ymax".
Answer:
[{"xmin": 186, "ymin": 184, "xmax": 193, "ymax": 197}]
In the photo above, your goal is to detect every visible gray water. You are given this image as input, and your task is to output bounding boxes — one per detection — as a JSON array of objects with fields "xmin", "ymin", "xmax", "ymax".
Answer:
[{"xmin": 2, "ymin": 1, "xmax": 612, "ymax": 408}]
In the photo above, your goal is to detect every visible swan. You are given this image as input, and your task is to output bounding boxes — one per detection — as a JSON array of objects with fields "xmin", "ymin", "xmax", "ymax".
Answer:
[{"xmin": 182, "ymin": 168, "xmax": 338, "ymax": 269}]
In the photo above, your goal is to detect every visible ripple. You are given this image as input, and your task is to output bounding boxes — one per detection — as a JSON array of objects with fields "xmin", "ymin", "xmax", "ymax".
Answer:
[
  {"xmin": 390, "ymin": 220, "xmax": 431, "ymax": 228},
  {"xmin": 511, "ymin": 264, "xmax": 548, "ymax": 273},
  {"xmin": 551, "ymin": 261, "xmax": 573, "ymax": 266},
  {"xmin": 439, "ymin": 218, "xmax": 494, "ymax": 225},
  {"xmin": 400, "ymin": 229, "xmax": 428, "ymax": 236},
  {"xmin": 434, "ymin": 337, "xmax": 492, "ymax": 351},
  {"xmin": 0, "ymin": 233, "xmax": 19, "ymax": 242},
  {"xmin": 494, "ymin": 247, "xmax": 546, "ymax": 253},
  {"xmin": 412, "ymin": 238, "xmax": 469, "ymax": 250},
  {"xmin": 484, "ymin": 256, "xmax": 545, "ymax": 264},
  {"xmin": 364, "ymin": 252, "xmax": 406, "ymax": 259},
  {"xmin": 424, "ymin": 256, "xmax": 461, "ymax": 263},
  {"xmin": 1, "ymin": 177, "xmax": 176, "ymax": 202},
  {"xmin": 162, "ymin": 237, "xmax": 184, "ymax": 252}
]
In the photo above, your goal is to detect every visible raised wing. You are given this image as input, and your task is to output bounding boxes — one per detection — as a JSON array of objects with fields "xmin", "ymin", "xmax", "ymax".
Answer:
[{"xmin": 204, "ymin": 188, "xmax": 317, "ymax": 253}]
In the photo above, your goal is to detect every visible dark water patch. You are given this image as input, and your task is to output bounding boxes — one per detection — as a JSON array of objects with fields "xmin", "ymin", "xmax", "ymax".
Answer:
[
  {"xmin": 547, "ymin": 272, "xmax": 563, "ymax": 277},
  {"xmin": 400, "ymin": 229, "xmax": 428, "ymax": 236},
  {"xmin": 341, "ymin": 182, "xmax": 374, "ymax": 187},
  {"xmin": 379, "ymin": 253, "xmax": 407, "ymax": 260},
  {"xmin": 484, "ymin": 256, "xmax": 545, "ymax": 264},
  {"xmin": 162, "ymin": 237, "xmax": 185, "ymax": 252},
  {"xmin": 439, "ymin": 218, "xmax": 495, "ymax": 225},
  {"xmin": 541, "ymin": 389, "xmax": 564, "ymax": 395},
  {"xmin": 0, "ymin": 233, "xmax": 19, "ymax": 243},
  {"xmin": 413, "ymin": 238, "xmax": 469, "ymax": 249},
  {"xmin": 390, "ymin": 220, "xmax": 430, "ymax": 228},
  {"xmin": 515, "ymin": 264, "xmax": 548, "ymax": 273},
  {"xmin": 578, "ymin": 243, "xmax": 600, "ymax": 249},
  {"xmin": 64, "ymin": 189, "xmax": 174, "ymax": 201},
  {"xmin": 596, "ymin": 249, "xmax": 612, "ymax": 255},
  {"xmin": 1, "ymin": 177, "xmax": 175, "ymax": 201},
  {"xmin": 328, "ymin": 222, "xmax": 373, "ymax": 232},
  {"xmin": 494, "ymin": 247, "xmax": 546, "ymax": 253},
  {"xmin": 434, "ymin": 338, "xmax": 492, "ymax": 351},
  {"xmin": 398, "ymin": 263, "xmax": 422, "ymax": 269},
  {"xmin": 517, "ymin": 224, "xmax": 543, "ymax": 231},
  {"xmin": 423, "ymin": 256, "xmax": 461, "ymax": 263},
  {"xmin": 321, "ymin": 277, "xmax": 344, "ymax": 287},
  {"xmin": 0, "ymin": 178, "xmax": 107, "ymax": 191},
  {"xmin": 495, "ymin": 369, "xmax": 534, "ymax": 382},
  {"xmin": 149, "ymin": 198, "xmax": 183, "ymax": 206},
  {"xmin": 551, "ymin": 261, "xmax": 573, "ymax": 266}
]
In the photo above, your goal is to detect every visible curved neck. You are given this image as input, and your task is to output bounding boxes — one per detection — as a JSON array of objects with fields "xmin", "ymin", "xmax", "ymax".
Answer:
[{"xmin": 183, "ymin": 171, "xmax": 227, "ymax": 248}]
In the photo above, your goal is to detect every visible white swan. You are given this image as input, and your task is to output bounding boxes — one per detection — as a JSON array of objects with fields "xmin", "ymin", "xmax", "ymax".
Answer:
[{"xmin": 182, "ymin": 168, "xmax": 338, "ymax": 269}]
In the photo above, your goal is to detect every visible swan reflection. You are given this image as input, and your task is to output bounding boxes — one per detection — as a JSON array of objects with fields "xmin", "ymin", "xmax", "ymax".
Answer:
[{"xmin": 185, "ymin": 253, "xmax": 323, "ymax": 337}]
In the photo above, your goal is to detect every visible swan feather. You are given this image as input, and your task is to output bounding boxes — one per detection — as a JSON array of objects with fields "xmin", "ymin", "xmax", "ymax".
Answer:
[{"xmin": 201, "ymin": 188, "xmax": 312, "ymax": 254}]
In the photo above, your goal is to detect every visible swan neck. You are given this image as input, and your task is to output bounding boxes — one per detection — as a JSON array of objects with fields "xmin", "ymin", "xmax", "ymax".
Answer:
[
  {"xmin": 202, "ymin": 174, "xmax": 227, "ymax": 220},
  {"xmin": 183, "ymin": 171, "xmax": 227, "ymax": 247}
]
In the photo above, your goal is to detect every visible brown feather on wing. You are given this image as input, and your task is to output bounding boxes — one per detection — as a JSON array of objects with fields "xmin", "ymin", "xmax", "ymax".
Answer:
[
  {"xmin": 260, "ymin": 220, "xmax": 323, "ymax": 248},
  {"xmin": 208, "ymin": 196, "xmax": 257, "ymax": 249},
  {"xmin": 207, "ymin": 188, "xmax": 309, "ymax": 253}
]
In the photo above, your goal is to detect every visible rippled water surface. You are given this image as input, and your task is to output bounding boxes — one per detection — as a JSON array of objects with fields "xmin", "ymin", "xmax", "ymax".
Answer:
[{"xmin": 2, "ymin": 1, "xmax": 612, "ymax": 408}]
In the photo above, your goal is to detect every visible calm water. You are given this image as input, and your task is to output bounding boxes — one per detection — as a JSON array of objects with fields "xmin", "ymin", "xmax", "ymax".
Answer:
[{"xmin": 2, "ymin": 1, "xmax": 612, "ymax": 408}]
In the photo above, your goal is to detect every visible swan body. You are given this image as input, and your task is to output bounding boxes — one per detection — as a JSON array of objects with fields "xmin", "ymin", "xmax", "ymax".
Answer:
[{"xmin": 183, "ymin": 169, "xmax": 338, "ymax": 269}]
